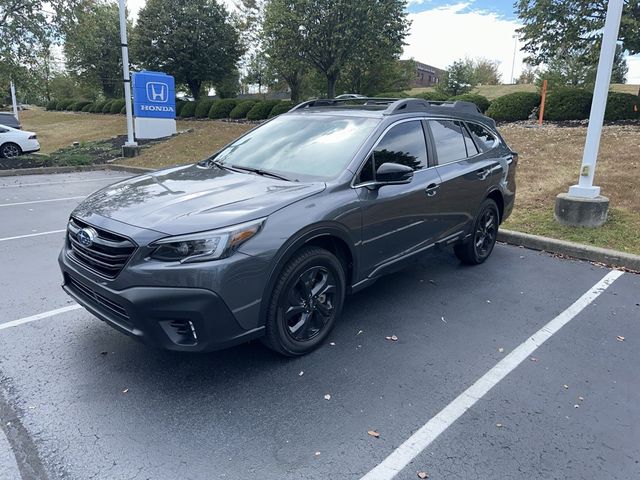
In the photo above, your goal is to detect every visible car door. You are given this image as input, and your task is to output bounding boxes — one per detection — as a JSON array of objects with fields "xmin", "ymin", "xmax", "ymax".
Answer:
[
  {"xmin": 355, "ymin": 119, "xmax": 444, "ymax": 278},
  {"xmin": 427, "ymin": 119, "xmax": 498, "ymax": 239}
]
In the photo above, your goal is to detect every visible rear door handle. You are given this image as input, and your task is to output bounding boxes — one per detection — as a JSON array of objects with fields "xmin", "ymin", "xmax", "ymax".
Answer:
[
  {"xmin": 476, "ymin": 168, "xmax": 489, "ymax": 180},
  {"xmin": 425, "ymin": 183, "xmax": 440, "ymax": 197}
]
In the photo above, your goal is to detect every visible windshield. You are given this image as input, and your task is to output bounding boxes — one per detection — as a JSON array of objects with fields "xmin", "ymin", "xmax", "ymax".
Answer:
[{"xmin": 213, "ymin": 114, "xmax": 379, "ymax": 181}]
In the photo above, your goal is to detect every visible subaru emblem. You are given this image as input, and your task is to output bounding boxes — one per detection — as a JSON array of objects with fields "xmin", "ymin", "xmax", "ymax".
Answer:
[{"xmin": 77, "ymin": 227, "xmax": 97, "ymax": 247}]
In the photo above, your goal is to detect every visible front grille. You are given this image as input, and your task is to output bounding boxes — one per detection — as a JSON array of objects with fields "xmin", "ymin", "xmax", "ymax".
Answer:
[
  {"xmin": 67, "ymin": 217, "xmax": 136, "ymax": 278},
  {"xmin": 66, "ymin": 275, "xmax": 132, "ymax": 327}
]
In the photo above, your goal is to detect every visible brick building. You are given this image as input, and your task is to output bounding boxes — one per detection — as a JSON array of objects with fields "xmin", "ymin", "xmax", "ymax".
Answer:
[{"xmin": 410, "ymin": 61, "xmax": 446, "ymax": 88}]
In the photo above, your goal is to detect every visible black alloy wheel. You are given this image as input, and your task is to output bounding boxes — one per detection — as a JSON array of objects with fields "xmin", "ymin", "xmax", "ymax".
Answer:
[
  {"xmin": 263, "ymin": 247, "xmax": 345, "ymax": 356},
  {"xmin": 454, "ymin": 198, "xmax": 499, "ymax": 265}
]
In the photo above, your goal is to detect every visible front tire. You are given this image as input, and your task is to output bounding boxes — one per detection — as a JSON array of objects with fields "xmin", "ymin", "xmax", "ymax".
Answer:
[
  {"xmin": 454, "ymin": 198, "xmax": 499, "ymax": 265},
  {"xmin": 262, "ymin": 247, "xmax": 345, "ymax": 356},
  {"xmin": 0, "ymin": 142, "xmax": 22, "ymax": 158}
]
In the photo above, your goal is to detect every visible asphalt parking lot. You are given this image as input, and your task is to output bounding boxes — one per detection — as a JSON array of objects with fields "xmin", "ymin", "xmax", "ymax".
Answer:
[{"xmin": 0, "ymin": 170, "xmax": 638, "ymax": 480}]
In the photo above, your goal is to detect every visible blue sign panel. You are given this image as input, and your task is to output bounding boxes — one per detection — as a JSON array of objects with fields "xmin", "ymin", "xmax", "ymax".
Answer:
[{"xmin": 132, "ymin": 71, "xmax": 176, "ymax": 119}]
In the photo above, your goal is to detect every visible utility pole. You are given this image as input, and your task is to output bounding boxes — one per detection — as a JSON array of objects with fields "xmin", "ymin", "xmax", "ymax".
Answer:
[
  {"xmin": 510, "ymin": 34, "xmax": 517, "ymax": 84},
  {"xmin": 10, "ymin": 81, "xmax": 19, "ymax": 121},
  {"xmin": 117, "ymin": 0, "xmax": 139, "ymax": 156},
  {"xmin": 555, "ymin": 0, "xmax": 624, "ymax": 227}
]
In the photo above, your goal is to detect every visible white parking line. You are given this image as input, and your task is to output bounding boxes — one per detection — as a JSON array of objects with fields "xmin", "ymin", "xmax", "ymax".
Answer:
[
  {"xmin": 0, "ymin": 304, "xmax": 82, "ymax": 332},
  {"xmin": 0, "ymin": 230, "xmax": 66, "ymax": 242},
  {"xmin": 360, "ymin": 269, "xmax": 624, "ymax": 480},
  {"xmin": 0, "ymin": 176, "xmax": 130, "ymax": 189},
  {"xmin": 0, "ymin": 196, "xmax": 85, "ymax": 207}
]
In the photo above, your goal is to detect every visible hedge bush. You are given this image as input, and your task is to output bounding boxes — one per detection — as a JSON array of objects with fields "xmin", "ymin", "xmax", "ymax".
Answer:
[
  {"xmin": 175, "ymin": 100, "xmax": 186, "ymax": 117},
  {"xmin": 90, "ymin": 100, "xmax": 107, "ymax": 113},
  {"xmin": 414, "ymin": 91, "xmax": 450, "ymax": 101},
  {"xmin": 73, "ymin": 101, "xmax": 92, "ymax": 111},
  {"xmin": 544, "ymin": 88, "xmax": 592, "ymax": 121},
  {"xmin": 247, "ymin": 100, "xmax": 281, "ymax": 120},
  {"xmin": 268, "ymin": 101, "xmax": 295, "ymax": 118},
  {"xmin": 229, "ymin": 100, "xmax": 257, "ymax": 119},
  {"xmin": 486, "ymin": 92, "xmax": 541, "ymax": 121},
  {"xmin": 56, "ymin": 99, "xmax": 74, "ymax": 110},
  {"xmin": 374, "ymin": 91, "xmax": 409, "ymax": 98},
  {"xmin": 604, "ymin": 92, "xmax": 640, "ymax": 121},
  {"xmin": 451, "ymin": 93, "xmax": 490, "ymax": 113},
  {"xmin": 109, "ymin": 99, "xmax": 125, "ymax": 114},
  {"xmin": 81, "ymin": 103, "xmax": 94, "ymax": 112},
  {"xmin": 195, "ymin": 99, "xmax": 216, "ymax": 118},
  {"xmin": 180, "ymin": 101, "xmax": 196, "ymax": 118},
  {"xmin": 45, "ymin": 100, "xmax": 58, "ymax": 111},
  {"xmin": 100, "ymin": 100, "xmax": 114, "ymax": 113},
  {"xmin": 208, "ymin": 99, "xmax": 239, "ymax": 119}
]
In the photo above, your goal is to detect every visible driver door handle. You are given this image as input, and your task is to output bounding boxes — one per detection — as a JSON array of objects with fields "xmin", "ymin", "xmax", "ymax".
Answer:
[{"xmin": 425, "ymin": 183, "xmax": 440, "ymax": 197}]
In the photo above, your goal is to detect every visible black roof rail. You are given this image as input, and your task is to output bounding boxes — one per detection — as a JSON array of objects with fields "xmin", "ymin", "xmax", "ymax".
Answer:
[
  {"xmin": 288, "ymin": 97, "xmax": 483, "ymax": 116},
  {"xmin": 289, "ymin": 97, "xmax": 398, "ymax": 111}
]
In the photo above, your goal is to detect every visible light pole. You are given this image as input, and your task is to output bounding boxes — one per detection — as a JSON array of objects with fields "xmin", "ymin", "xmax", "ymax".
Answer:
[
  {"xmin": 510, "ymin": 34, "xmax": 517, "ymax": 84},
  {"xmin": 555, "ymin": 0, "xmax": 624, "ymax": 227},
  {"xmin": 117, "ymin": 0, "xmax": 139, "ymax": 156},
  {"xmin": 10, "ymin": 81, "xmax": 18, "ymax": 121}
]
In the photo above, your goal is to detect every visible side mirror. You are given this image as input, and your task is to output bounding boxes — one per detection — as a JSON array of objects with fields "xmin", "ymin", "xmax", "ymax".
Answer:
[{"xmin": 375, "ymin": 162, "xmax": 414, "ymax": 185}]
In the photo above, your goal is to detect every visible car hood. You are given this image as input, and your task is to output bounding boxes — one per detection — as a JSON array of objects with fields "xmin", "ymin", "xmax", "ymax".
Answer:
[{"xmin": 72, "ymin": 164, "xmax": 326, "ymax": 236}]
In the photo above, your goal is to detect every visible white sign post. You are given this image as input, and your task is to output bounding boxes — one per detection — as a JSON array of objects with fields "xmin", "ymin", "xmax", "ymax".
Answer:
[
  {"xmin": 568, "ymin": 0, "xmax": 624, "ymax": 198},
  {"xmin": 117, "ymin": 0, "xmax": 139, "ymax": 156},
  {"xmin": 555, "ymin": 0, "xmax": 623, "ymax": 227}
]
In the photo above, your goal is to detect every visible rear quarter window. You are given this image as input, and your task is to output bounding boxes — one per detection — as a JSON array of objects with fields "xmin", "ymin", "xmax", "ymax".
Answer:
[{"xmin": 467, "ymin": 123, "xmax": 499, "ymax": 152}]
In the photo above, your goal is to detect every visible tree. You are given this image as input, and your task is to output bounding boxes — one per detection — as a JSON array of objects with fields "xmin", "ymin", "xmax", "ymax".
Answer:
[
  {"xmin": 337, "ymin": 58, "xmax": 415, "ymax": 96},
  {"xmin": 0, "ymin": 0, "xmax": 80, "ymax": 99},
  {"xmin": 261, "ymin": 0, "xmax": 308, "ymax": 102},
  {"xmin": 244, "ymin": 51, "xmax": 270, "ymax": 94},
  {"xmin": 515, "ymin": 0, "xmax": 640, "ymax": 65},
  {"xmin": 132, "ymin": 0, "xmax": 243, "ymax": 99},
  {"xmin": 64, "ymin": 1, "xmax": 124, "ymax": 98},
  {"xmin": 517, "ymin": 65, "xmax": 537, "ymax": 84},
  {"xmin": 535, "ymin": 44, "xmax": 628, "ymax": 89},
  {"xmin": 473, "ymin": 58, "xmax": 501, "ymax": 85},
  {"xmin": 296, "ymin": 0, "xmax": 409, "ymax": 98},
  {"xmin": 437, "ymin": 59, "xmax": 476, "ymax": 96}
]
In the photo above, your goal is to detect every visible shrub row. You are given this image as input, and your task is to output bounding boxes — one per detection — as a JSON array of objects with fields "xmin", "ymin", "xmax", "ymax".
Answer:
[
  {"xmin": 45, "ymin": 98, "xmax": 129, "ymax": 114},
  {"xmin": 177, "ymin": 98, "xmax": 293, "ymax": 120}
]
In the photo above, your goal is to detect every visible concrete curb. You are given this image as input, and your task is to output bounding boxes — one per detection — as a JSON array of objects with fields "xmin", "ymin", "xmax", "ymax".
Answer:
[
  {"xmin": 498, "ymin": 229, "xmax": 640, "ymax": 272},
  {"xmin": 0, "ymin": 163, "xmax": 154, "ymax": 177}
]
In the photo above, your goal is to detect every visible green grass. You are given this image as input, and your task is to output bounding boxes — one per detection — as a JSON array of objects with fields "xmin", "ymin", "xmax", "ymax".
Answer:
[{"xmin": 504, "ymin": 207, "xmax": 640, "ymax": 255}]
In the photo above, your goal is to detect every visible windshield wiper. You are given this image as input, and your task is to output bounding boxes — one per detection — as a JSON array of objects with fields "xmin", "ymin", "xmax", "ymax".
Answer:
[
  {"xmin": 198, "ymin": 158, "xmax": 233, "ymax": 170},
  {"xmin": 231, "ymin": 165, "xmax": 295, "ymax": 182}
]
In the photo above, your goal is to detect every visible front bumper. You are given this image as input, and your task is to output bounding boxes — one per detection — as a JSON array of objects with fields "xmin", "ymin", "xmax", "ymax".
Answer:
[{"xmin": 60, "ymin": 260, "xmax": 264, "ymax": 353}]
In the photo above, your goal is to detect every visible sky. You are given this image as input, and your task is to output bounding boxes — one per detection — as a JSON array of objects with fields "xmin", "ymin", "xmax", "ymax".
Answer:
[{"xmin": 126, "ymin": 0, "xmax": 640, "ymax": 84}]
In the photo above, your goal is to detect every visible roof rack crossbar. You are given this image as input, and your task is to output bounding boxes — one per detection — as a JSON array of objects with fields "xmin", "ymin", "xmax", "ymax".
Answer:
[{"xmin": 288, "ymin": 97, "xmax": 483, "ymax": 116}]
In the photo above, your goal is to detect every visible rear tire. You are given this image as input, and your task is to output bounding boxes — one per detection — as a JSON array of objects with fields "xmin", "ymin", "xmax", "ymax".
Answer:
[
  {"xmin": 454, "ymin": 198, "xmax": 499, "ymax": 265},
  {"xmin": 262, "ymin": 247, "xmax": 345, "ymax": 356},
  {"xmin": 0, "ymin": 142, "xmax": 21, "ymax": 158}
]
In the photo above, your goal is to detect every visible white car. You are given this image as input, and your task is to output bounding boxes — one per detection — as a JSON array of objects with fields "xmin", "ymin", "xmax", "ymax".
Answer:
[{"xmin": 0, "ymin": 124, "xmax": 40, "ymax": 158}]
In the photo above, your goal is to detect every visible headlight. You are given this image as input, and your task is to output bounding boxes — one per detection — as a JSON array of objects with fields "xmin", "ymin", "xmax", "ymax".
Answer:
[{"xmin": 149, "ymin": 218, "xmax": 266, "ymax": 263}]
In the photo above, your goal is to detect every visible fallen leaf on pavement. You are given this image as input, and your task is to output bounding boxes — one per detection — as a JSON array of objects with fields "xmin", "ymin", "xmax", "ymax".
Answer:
[
  {"xmin": 357, "ymin": 330, "xmax": 364, "ymax": 336},
  {"xmin": 417, "ymin": 472, "xmax": 429, "ymax": 479},
  {"xmin": 578, "ymin": 396, "xmax": 584, "ymax": 402},
  {"xmin": 530, "ymin": 357, "xmax": 538, "ymax": 362},
  {"xmin": 574, "ymin": 404, "xmax": 580, "ymax": 408},
  {"xmin": 368, "ymin": 430, "xmax": 380, "ymax": 438},
  {"xmin": 385, "ymin": 335, "xmax": 398, "ymax": 341},
  {"xmin": 616, "ymin": 335, "xmax": 625, "ymax": 342},
  {"xmin": 299, "ymin": 371, "xmax": 304, "ymax": 376},
  {"xmin": 315, "ymin": 452, "xmax": 321, "ymax": 456},
  {"xmin": 122, "ymin": 388, "xmax": 129, "ymax": 394},
  {"xmin": 329, "ymin": 342, "xmax": 336, "ymax": 346},
  {"xmin": 324, "ymin": 394, "xmax": 331, "ymax": 401},
  {"xmin": 498, "ymin": 347, "xmax": 504, "ymax": 353},
  {"xmin": 563, "ymin": 384, "xmax": 569, "ymax": 389},
  {"xmin": 496, "ymin": 423, "xmax": 503, "ymax": 428}
]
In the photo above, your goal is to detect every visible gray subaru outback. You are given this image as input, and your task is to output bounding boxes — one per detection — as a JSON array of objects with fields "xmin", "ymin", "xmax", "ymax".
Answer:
[{"xmin": 58, "ymin": 98, "xmax": 517, "ymax": 356}]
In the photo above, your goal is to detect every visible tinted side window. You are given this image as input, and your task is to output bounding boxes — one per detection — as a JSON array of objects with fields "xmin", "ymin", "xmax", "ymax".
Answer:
[
  {"xmin": 373, "ymin": 121, "xmax": 428, "ymax": 172},
  {"xmin": 429, "ymin": 120, "xmax": 467, "ymax": 164},
  {"xmin": 461, "ymin": 123, "xmax": 479, "ymax": 156},
  {"xmin": 467, "ymin": 123, "xmax": 498, "ymax": 152}
]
